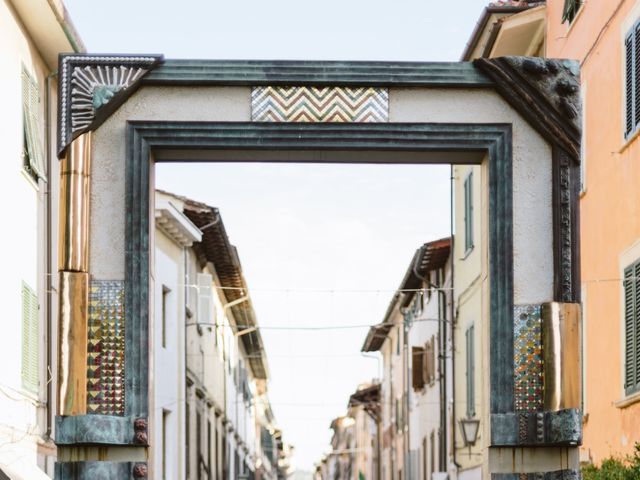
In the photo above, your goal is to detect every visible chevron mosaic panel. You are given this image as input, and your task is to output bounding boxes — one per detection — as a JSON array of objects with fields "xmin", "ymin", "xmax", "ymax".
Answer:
[
  {"xmin": 251, "ymin": 86, "xmax": 389, "ymax": 122},
  {"xmin": 87, "ymin": 280, "xmax": 125, "ymax": 415},
  {"xmin": 514, "ymin": 305, "xmax": 544, "ymax": 412}
]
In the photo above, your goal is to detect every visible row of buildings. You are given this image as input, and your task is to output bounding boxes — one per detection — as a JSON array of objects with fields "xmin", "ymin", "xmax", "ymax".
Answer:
[
  {"xmin": 315, "ymin": 0, "xmax": 640, "ymax": 477},
  {"xmin": 314, "ymin": 174, "xmax": 474, "ymax": 479},
  {"xmin": 154, "ymin": 189, "xmax": 292, "ymax": 479},
  {"xmin": 1, "ymin": 1, "xmax": 292, "ymax": 477}
]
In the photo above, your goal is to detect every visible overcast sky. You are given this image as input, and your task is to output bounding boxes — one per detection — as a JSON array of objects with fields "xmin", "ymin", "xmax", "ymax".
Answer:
[{"xmin": 63, "ymin": 0, "xmax": 486, "ymax": 471}]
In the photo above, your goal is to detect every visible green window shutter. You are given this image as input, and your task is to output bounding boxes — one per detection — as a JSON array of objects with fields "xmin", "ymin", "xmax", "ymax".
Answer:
[
  {"xmin": 466, "ymin": 324, "xmax": 475, "ymax": 417},
  {"xmin": 21, "ymin": 281, "xmax": 39, "ymax": 394},
  {"xmin": 636, "ymin": 261, "xmax": 640, "ymax": 391},
  {"xmin": 635, "ymin": 23, "xmax": 640, "ymax": 129},
  {"xmin": 464, "ymin": 172, "xmax": 473, "ymax": 252},
  {"xmin": 624, "ymin": 262, "xmax": 640, "ymax": 395},
  {"xmin": 21, "ymin": 67, "xmax": 45, "ymax": 181},
  {"xmin": 626, "ymin": 32, "xmax": 634, "ymax": 137}
]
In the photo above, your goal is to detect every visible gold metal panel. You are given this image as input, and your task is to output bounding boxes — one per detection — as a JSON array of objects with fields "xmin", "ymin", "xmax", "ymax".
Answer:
[
  {"xmin": 59, "ymin": 133, "xmax": 91, "ymax": 272},
  {"xmin": 58, "ymin": 271, "xmax": 89, "ymax": 415},
  {"xmin": 542, "ymin": 302, "xmax": 581, "ymax": 411}
]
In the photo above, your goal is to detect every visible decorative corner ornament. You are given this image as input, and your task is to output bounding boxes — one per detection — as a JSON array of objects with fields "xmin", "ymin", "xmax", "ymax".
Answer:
[
  {"xmin": 473, "ymin": 56, "xmax": 581, "ymax": 162},
  {"xmin": 133, "ymin": 417, "xmax": 148, "ymax": 445},
  {"xmin": 58, "ymin": 54, "xmax": 163, "ymax": 157},
  {"xmin": 132, "ymin": 463, "xmax": 148, "ymax": 479}
]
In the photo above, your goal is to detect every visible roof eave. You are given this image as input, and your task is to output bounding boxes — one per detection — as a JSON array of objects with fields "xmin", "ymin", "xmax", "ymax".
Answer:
[{"xmin": 460, "ymin": 4, "xmax": 533, "ymax": 61}]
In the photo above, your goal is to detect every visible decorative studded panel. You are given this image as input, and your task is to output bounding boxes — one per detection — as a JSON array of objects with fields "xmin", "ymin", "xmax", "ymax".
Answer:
[
  {"xmin": 514, "ymin": 305, "xmax": 544, "ymax": 412},
  {"xmin": 57, "ymin": 55, "xmax": 162, "ymax": 156},
  {"xmin": 251, "ymin": 86, "xmax": 389, "ymax": 122},
  {"xmin": 87, "ymin": 280, "xmax": 125, "ymax": 415}
]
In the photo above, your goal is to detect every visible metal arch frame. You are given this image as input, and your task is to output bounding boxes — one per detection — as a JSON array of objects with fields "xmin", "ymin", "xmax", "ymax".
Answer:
[
  {"xmin": 125, "ymin": 121, "xmax": 514, "ymax": 417},
  {"xmin": 54, "ymin": 57, "xmax": 582, "ymax": 479}
]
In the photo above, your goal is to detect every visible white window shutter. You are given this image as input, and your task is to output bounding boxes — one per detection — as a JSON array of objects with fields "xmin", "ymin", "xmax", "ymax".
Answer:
[
  {"xmin": 197, "ymin": 273, "xmax": 215, "ymax": 327},
  {"xmin": 21, "ymin": 282, "xmax": 39, "ymax": 393},
  {"xmin": 21, "ymin": 67, "xmax": 45, "ymax": 180}
]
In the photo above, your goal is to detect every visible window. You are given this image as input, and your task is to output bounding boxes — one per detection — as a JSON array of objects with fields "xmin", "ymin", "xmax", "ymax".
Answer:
[
  {"xmin": 430, "ymin": 430, "xmax": 435, "ymax": 476},
  {"xmin": 562, "ymin": 0, "xmax": 582, "ymax": 24},
  {"xmin": 412, "ymin": 346, "xmax": 425, "ymax": 391},
  {"xmin": 423, "ymin": 337, "xmax": 436, "ymax": 385},
  {"xmin": 624, "ymin": 261, "xmax": 640, "ymax": 395},
  {"xmin": 21, "ymin": 281, "xmax": 39, "ymax": 393},
  {"xmin": 463, "ymin": 171, "xmax": 474, "ymax": 253},
  {"xmin": 21, "ymin": 67, "xmax": 45, "ymax": 181},
  {"xmin": 186, "ymin": 401, "xmax": 191, "ymax": 478},
  {"xmin": 422, "ymin": 437, "xmax": 427, "ymax": 480},
  {"xmin": 465, "ymin": 324, "xmax": 476, "ymax": 417},
  {"xmin": 625, "ymin": 21, "xmax": 640, "ymax": 139},
  {"xmin": 162, "ymin": 285, "xmax": 170, "ymax": 348},
  {"xmin": 162, "ymin": 410, "xmax": 169, "ymax": 479},
  {"xmin": 196, "ymin": 410, "xmax": 202, "ymax": 476}
]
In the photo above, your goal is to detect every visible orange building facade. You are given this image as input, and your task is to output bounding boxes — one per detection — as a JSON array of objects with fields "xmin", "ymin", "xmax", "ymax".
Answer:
[
  {"xmin": 546, "ymin": 0, "xmax": 640, "ymax": 465},
  {"xmin": 463, "ymin": 0, "xmax": 640, "ymax": 467}
]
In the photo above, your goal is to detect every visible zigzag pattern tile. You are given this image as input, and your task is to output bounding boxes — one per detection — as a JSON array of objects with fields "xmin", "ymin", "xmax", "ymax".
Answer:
[
  {"xmin": 87, "ymin": 280, "xmax": 125, "ymax": 416},
  {"xmin": 251, "ymin": 86, "xmax": 389, "ymax": 122},
  {"xmin": 514, "ymin": 304, "xmax": 544, "ymax": 412}
]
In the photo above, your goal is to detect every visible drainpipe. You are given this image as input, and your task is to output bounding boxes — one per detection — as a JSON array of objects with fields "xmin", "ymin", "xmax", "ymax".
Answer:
[
  {"xmin": 451, "ymin": 165, "xmax": 461, "ymax": 471},
  {"xmin": 183, "ymin": 247, "xmax": 189, "ymax": 479},
  {"xmin": 58, "ymin": 132, "xmax": 92, "ymax": 416},
  {"xmin": 401, "ymin": 308, "xmax": 410, "ymax": 480},
  {"xmin": 437, "ymin": 269, "xmax": 447, "ymax": 472},
  {"xmin": 44, "ymin": 71, "xmax": 56, "ymax": 440}
]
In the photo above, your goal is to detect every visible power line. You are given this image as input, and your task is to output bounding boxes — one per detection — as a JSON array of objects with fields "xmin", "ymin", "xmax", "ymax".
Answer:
[{"xmin": 178, "ymin": 283, "xmax": 454, "ymax": 294}]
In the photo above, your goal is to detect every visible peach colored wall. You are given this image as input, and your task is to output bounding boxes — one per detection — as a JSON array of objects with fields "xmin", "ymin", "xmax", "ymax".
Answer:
[{"xmin": 546, "ymin": 0, "xmax": 640, "ymax": 465}]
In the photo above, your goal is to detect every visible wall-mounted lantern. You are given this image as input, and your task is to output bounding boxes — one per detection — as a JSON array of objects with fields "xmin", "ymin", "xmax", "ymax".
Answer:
[{"xmin": 459, "ymin": 417, "xmax": 480, "ymax": 448}]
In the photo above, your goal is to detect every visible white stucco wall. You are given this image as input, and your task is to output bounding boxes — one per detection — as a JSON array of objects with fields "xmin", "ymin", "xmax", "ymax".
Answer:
[
  {"xmin": 92, "ymin": 86, "xmax": 553, "ymax": 305},
  {"xmin": 91, "ymin": 86, "xmax": 250, "ymax": 280},
  {"xmin": 0, "ymin": 1, "xmax": 62, "ymax": 476},
  {"xmin": 390, "ymin": 88, "xmax": 554, "ymax": 305},
  {"xmin": 153, "ymin": 230, "xmax": 185, "ymax": 479}
]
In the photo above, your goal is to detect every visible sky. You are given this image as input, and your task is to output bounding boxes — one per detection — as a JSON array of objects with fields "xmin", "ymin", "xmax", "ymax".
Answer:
[{"xmin": 62, "ymin": 0, "xmax": 487, "ymax": 470}]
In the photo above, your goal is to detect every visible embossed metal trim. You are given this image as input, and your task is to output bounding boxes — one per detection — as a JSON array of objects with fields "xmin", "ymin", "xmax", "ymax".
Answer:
[
  {"xmin": 58, "ymin": 54, "xmax": 163, "ymax": 156},
  {"xmin": 491, "ymin": 409, "xmax": 581, "ymax": 446},
  {"xmin": 58, "ymin": 272, "xmax": 89, "ymax": 416},
  {"xmin": 251, "ymin": 86, "xmax": 388, "ymax": 122},
  {"xmin": 59, "ymin": 133, "xmax": 92, "ymax": 272},
  {"xmin": 144, "ymin": 60, "xmax": 494, "ymax": 87},
  {"xmin": 87, "ymin": 280, "xmax": 125, "ymax": 416},
  {"xmin": 542, "ymin": 303, "xmax": 581, "ymax": 411},
  {"xmin": 514, "ymin": 305, "xmax": 544, "ymax": 413},
  {"xmin": 125, "ymin": 120, "xmax": 515, "ymax": 421}
]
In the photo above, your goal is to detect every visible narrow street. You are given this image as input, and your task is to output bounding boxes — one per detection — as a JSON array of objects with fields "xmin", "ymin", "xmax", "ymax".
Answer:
[{"xmin": 3, "ymin": 0, "xmax": 640, "ymax": 479}]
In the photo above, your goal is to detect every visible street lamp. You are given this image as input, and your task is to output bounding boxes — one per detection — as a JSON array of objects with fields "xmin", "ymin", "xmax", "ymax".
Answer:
[{"xmin": 459, "ymin": 418, "xmax": 480, "ymax": 448}]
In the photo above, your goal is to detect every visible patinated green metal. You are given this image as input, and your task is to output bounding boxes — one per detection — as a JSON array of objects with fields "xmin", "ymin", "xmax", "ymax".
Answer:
[
  {"xmin": 143, "ymin": 59, "xmax": 494, "ymax": 87},
  {"xmin": 125, "ymin": 119, "xmax": 515, "ymax": 425}
]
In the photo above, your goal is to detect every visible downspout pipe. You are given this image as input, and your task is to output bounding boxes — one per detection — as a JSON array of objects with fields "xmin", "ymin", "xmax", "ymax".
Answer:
[
  {"xmin": 451, "ymin": 165, "xmax": 461, "ymax": 470},
  {"xmin": 45, "ymin": 71, "xmax": 56, "ymax": 440}
]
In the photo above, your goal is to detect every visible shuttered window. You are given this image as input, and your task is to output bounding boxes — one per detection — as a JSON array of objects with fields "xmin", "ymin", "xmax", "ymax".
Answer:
[
  {"xmin": 464, "ymin": 172, "xmax": 474, "ymax": 253},
  {"xmin": 466, "ymin": 324, "xmax": 475, "ymax": 417},
  {"xmin": 624, "ymin": 261, "xmax": 640, "ymax": 395},
  {"xmin": 562, "ymin": 0, "xmax": 582, "ymax": 24},
  {"xmin": 21, "ymin": 67, "xmax": 45, "ymax": 181},
  {"xmin": 21, "ymin": 281, "xmax": 39, "ymax": 394},
  {"xmin": 625, "ymin": 21, "xmax": 640, "ymax": 139},
  {"xmin": 423, "ymin": 337, "xmax": 436, "ymax": 385},
  {"xmin": 412, "ymin": 346, "xmax": 425, "ymax": 390}
]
